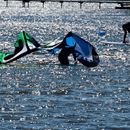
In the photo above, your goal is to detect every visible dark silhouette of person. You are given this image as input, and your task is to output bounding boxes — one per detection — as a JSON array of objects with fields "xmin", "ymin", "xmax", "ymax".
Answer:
[
  {"xmin": 57, "ymin": 32, "xmax": 76, "ymax": 65},
  {"xmin": 58, "ymin": 47, "xmax": 76, "ymax": 65},
  {"xmin": 122, "ymin": 22, "xmax": 130, "ymax": 43}
]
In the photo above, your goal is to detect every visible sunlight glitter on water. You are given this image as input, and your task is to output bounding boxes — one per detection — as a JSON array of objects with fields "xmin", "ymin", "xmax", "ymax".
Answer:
[{"xmin": 0, "ymin": 1, "xmax": 130, "ymax": 130}]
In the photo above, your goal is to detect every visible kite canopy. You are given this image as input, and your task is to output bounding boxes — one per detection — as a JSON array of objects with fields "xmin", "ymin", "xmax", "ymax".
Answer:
[
  {"xmin": 46, "ymin": 32, "xmax": 100, "ymax": 67},
  {"xmin": 0, "ymin": 31, "xmax": 40, "ymax": 64}
]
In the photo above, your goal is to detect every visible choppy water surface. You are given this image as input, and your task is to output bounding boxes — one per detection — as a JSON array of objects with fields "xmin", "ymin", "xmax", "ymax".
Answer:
[{"xmin": 0, "ymin": 1, "xmax": 130, "ymax": 130}]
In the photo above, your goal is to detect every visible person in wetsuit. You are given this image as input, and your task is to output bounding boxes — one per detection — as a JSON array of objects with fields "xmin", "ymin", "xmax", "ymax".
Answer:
[
  {"xmin": 122, "ymin": 22, "xmax": 130, "ymax": 43},
  {"xmin": 58, "ymin": 32, "xmax": 76, "ymax": 65}
]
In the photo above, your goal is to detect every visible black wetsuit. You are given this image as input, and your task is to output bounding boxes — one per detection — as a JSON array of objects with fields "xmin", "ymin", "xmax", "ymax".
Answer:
[
  {"xmin": 122, "ymin": 22, "xmax": 130, "ymax": 43},
  {"xmin": 58, "ymin": 47, "xmax": 75, "ymax": 65}
]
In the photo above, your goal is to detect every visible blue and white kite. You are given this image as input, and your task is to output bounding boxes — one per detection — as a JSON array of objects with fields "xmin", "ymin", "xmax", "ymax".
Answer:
[{"xmin": 44, "ymin": 32, "xmax": 100, "ymax": 67}]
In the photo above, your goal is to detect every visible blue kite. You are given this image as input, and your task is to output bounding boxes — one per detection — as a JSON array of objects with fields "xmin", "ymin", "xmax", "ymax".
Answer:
[{"xmin": 44, "ymin": 32, "xmax": 100, "ymax": 67}]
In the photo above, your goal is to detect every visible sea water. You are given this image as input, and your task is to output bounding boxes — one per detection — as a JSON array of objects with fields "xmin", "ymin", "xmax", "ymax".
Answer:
[{"xmin": 0, "ymin": 1, "xmax": 130, "ymax": 130}]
